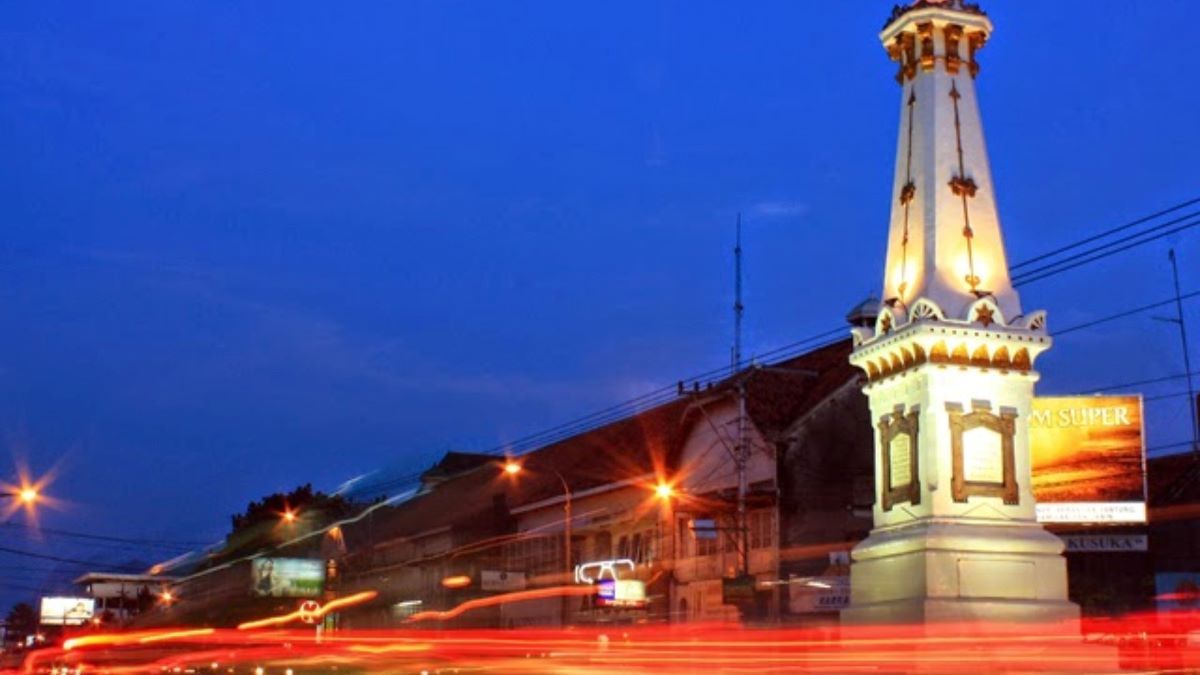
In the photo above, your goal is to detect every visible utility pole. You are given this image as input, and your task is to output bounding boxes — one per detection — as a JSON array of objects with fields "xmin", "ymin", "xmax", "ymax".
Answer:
[
  {"xmin": 733, "ymin": 214, "xmax": 749, "ymax": 576},
  {"xmin": 1168, "ymin": 249, "xmax": 1199, "ymax": 454}
]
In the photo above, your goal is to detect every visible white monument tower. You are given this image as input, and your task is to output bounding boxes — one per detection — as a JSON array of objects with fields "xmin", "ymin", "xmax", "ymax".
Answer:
[{"xmin": 844, "ymin": 0, "xmax": 1079, "ymax": 626}]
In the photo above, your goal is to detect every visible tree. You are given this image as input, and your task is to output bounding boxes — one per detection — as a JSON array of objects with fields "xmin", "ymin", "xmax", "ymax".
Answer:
[
  {"xmin": 208, "ymin": 484, "xmax": 357, "ymax": 566},
  {"xmin": 4, "ymin": 602, "xmax": 38, "ymax": 645}
]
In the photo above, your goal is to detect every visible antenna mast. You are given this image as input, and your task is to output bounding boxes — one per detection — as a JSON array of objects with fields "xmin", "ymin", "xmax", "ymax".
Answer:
[
  {"xmin": 733, "ymin": 213, "xmax": 750, "ymax": 575},
  {"xmin": 734, "ymin": 213, "xmax": 744, "ymax": 375},
  {"xmin": 1168, "ymin": 249, "xmax": 1199, "ymax": 454}
]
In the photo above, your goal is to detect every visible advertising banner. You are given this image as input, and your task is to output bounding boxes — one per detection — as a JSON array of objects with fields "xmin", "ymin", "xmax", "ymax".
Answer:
[
  {"xmin": 1029, "ymin": 396, "xmax": 1147, "ymax": 524},
  {"xmin": 39, "ymin": 597, "xmax": 95, "ymax": 626},
  {"xmin": 251, "ymin": 558, "xmax": 325, "ymax": 597}
]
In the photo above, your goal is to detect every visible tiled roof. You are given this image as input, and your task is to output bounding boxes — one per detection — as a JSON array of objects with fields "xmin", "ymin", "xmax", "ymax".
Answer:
[{"xmin": 353, "ymin": 338, "xmax": 858, "ymax": 545}]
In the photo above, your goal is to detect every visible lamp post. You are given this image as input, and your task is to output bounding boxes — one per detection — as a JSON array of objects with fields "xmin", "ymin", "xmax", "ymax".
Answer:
[
  {"xmin": 653, "ymin": 482, "xmax": 676, "ymax": 622},
  {"xmin": 503, "ymin": 461, "xmax": 573, "ymax": 626}
]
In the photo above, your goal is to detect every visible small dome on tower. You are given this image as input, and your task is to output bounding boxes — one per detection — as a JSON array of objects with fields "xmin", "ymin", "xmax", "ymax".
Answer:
[{"xmin": 846, "ymin": 296, "xmax": 881, "ymax": 328}]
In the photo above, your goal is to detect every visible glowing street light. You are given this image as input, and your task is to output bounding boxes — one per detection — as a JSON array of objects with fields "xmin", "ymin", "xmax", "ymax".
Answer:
[
  {"xmin": 654, "ymin": 483, "xmax": 675, "ymax": 500},
  {"xmin": 282, "ymin": 509, "xmax": 298, "ymax": 524},
  {"xmin": 1, "ymin": 486, "xmax": 40, "ymax": 504},
  {"xmin": 503, "ymin": 461, "xmax": 522, "ymax": 476},
  {"xmin": 159, "ymin": 589, "xmax": 175, "ymax": 605}
]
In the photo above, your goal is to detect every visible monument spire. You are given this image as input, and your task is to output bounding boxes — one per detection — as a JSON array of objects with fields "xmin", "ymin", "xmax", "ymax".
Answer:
[
  {"xmin": 878, "ymin": 0, "xmax": 1020, "ymax": 323},
  {"xmin": 844, "ymin": 1, "xmax": 1077, "ymax": 628}
]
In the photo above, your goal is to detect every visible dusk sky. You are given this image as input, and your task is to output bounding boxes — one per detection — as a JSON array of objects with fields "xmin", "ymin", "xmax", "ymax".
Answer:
[{"xmin": 2, "ymin": 1, "xmax": 1198, "ymax": 608}]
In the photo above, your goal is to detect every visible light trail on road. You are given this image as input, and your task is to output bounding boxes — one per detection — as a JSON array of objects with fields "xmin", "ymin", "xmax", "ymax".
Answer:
[{"xmin": 6, "ymin": 612, "xmax": 1198, "ymax": 674}]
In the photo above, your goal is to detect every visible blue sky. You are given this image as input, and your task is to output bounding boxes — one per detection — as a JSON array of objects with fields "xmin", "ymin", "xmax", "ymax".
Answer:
[{"xmin": 1, "ymin": 1, "xmax": 1198, "ymax": 607}]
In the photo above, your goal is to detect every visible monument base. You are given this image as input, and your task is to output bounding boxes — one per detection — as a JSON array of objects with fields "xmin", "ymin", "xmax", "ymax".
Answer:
[{"xmin": 843, "ymin": 518, "xmax": 1080, "ymax": 629}]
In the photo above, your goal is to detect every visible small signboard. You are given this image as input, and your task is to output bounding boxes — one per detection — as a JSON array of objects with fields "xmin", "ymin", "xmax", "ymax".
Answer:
[
  {"xmin": 481, "ymin": 570, "xmax": 527, "ymax": 592},
  {"xmin": 1061, "ymin": 533, "xmax": 1148, "ymax": 553},
  {"xmin": 596, "ymin": 580, "xmax": 647, "ymax": 608},
  {"xmin": 788, "ymin": 576, "xmax": 850, "ymax": 614},
  {"xmin": 722, "ymin": 575, "xmax": 757, "ymax": 606}
]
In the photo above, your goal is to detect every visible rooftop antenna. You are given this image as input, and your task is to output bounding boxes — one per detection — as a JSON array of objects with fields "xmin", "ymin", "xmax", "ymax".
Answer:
[
  {"xmin": 1155, "ymin": 249, "xmax": 1198, "ymax": 455},
  {"xmin": 733, "ymin": 213, "xmax": 744, "ymax": 376},
  {"xmin": 1168, "ymin": 249, "xmax": 1198, "ymax": 455},
  {"xmin": 733, "ymin": 213, "xmax": 750, "ymax": 575}
]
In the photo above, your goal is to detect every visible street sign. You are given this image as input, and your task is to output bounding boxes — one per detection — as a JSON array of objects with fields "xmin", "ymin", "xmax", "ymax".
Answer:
[
  {"xmin": 298, "ymin": 600, "xmax": 322, "ymax": 625},
  {"xmin": 722, "ymin": 575, "xmax": 757, "ymax": 606}
]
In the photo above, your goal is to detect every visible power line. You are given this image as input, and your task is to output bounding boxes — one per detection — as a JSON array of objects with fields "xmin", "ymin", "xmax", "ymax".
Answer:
[
  {"xmin": 1, "ymin": 522, "xmax": 206, "ymax": 552},
  {"xmin": 1013, "ymin": 214, "xmax": 1200, "ymax": 287},
  {"xmin": 1069, "ymin": 370, "xmax": 1200, "ymax": 395},
  {"xmin": 361, "ymin": 201, "xmax": 1200, "ymax": 487},
  {"xmin": 1144, "ymin": 391, "xmax": 1195, "ymax": 403},
  {"xmin": 1056, "ymin": 290, "xmax": 1200, "ymax": 336},
  {"xmin": 1012, "ymin": 196, "xmax": 1200, "ymax": 270},
  {"xmin": 1147, "ymin": 440, "xmax": 1196, "ymax": 455},
  {"xmin": 353, "ymin": 203, "xmax": 1200, "ymax": 495},
  {"xmin": 0, "ymin": 544, "xmax": 145, "ymax": 572}
]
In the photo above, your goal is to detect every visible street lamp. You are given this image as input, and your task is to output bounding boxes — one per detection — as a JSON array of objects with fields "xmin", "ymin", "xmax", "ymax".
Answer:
[
  {"xmin": 651, "ymin": 480, "xmax": 678, "ymax": 623},
  {"xmin": 1, "ymin": 473, "xmax": 49, "ymax": 521},
  {"xmin": 502, "ymin": 460, "xmax": 573, "ymax": 625},
  {"xmin": 2, "ymin": 487, "xmax": 39, "ymax": 505},
  {"xmin": 282, "ymin": 509, "xmax": 298, "ymax": 524}
]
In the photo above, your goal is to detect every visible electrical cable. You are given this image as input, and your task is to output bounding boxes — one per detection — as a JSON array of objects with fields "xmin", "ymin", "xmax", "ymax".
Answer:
[
  {"xmin": 0, "ymin": 544, "xmax": 146, "ymax": 572},
  {"xmin": 1, "ymin": 522, "xmax": 206, "ymax": 551},
  {"xmin": 1012, "ymin": 196, "xmax": 1200, "ymax": 270},
  {"xmin": 1055, "ymin": 290, "xmax": 1200, "ymax": 336},
  {"xmin": 1067, "ymin": 370, "xmax": 1200, "ymax": 395},
  {"xmin": 1013, "ymin": 215, "xmax": 1200, "ymax": 286}
]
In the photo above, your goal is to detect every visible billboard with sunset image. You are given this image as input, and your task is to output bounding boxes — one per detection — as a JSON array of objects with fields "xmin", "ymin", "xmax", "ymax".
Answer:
[{"xmin": 1029, "ymin": 395, "xmax": 1146, "ymax": 524}]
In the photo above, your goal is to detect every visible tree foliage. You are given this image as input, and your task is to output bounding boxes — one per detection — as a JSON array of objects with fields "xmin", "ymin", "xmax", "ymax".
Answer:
[
  {"xmin": 209, "ymin": 484, "xmax": 356, "ymax": 565},
  {"xmin": 4, "ymin": 602, "xmax": 38, "ymax": 642}
]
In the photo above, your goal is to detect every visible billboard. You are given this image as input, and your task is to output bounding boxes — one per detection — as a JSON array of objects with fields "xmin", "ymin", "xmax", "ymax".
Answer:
[
  {"xmin": 40, "ymin": 597, "xmax": 95, "ymax": 626},
  {"xmin": 251, "ymin": 558, "xmax": 325, "ymax": 598},
  {"xmin": 1029, "ymin": 395, "xmax": 1146, "ymax": 524}
]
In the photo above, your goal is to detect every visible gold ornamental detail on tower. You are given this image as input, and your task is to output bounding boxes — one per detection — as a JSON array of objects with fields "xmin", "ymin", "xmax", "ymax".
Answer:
[{"xmin": 885, "ymin": 22, "xmax": 987, "ymax": 84}]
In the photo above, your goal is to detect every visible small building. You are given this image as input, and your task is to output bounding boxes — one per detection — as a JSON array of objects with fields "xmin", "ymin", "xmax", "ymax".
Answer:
[{"xmin": 73, "ymin": 572, "xmax": 174, "ymax": 624}]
